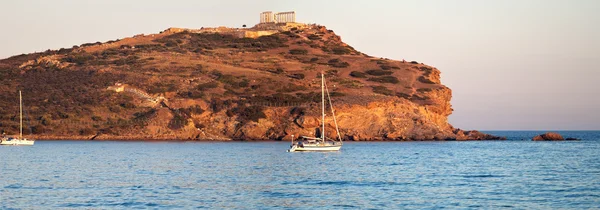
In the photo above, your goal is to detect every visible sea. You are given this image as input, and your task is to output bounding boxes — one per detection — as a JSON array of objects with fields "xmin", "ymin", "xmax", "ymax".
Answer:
[{"xmin": 1, "ymin": 131, "xmax": 599, "ymax": 209}]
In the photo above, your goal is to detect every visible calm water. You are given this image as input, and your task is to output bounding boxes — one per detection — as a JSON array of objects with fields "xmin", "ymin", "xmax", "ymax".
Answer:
[{"xmin": 1, "ymin": 131, "xmax": 600, "ymax": 209}]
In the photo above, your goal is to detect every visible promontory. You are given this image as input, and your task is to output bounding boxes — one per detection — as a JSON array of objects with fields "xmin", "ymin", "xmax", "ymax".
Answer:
[{"xmin": 0, "ymin": 18, "xmax": 503, "ymax": 141}]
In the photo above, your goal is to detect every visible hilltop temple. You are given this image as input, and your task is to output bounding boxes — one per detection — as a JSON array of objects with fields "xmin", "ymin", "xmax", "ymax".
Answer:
[
  {"xmin": 259, "ymin": 11, "xmax": 296, "ymax": 23},
  {"xmin": 160, "ymin": 11, "xmax": 306, "ymax": 39}
]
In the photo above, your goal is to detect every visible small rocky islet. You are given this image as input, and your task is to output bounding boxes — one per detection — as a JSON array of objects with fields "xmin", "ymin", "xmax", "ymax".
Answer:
[{"xmin": 532, "ymin": 132, "xmax": 579, "ymax": 141}]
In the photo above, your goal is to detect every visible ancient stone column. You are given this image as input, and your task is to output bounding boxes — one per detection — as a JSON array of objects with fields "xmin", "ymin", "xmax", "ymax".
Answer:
[{"xmin": 260, "ymin": 12, "xmax": 264, "ymax": 23}]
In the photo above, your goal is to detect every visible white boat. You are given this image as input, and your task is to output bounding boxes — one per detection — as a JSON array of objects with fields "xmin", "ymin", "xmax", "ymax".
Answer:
[
  {"xmin": 288, "ymin": 73, "xmax": 342, "ymax": 152},
  {"xmin": 1, "ymin": 91, "xmax": 35, "ymax": 146}
]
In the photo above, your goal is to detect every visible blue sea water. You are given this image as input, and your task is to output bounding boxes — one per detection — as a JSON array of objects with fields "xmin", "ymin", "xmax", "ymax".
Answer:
[{"xmin": 1, "ymin": 131, "xmax": 599, "ymax": 209}]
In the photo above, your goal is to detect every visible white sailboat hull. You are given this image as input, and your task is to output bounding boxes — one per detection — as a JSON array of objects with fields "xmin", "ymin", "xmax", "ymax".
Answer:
[
  {"xmin": 293, "ymin": 145, "xmax": 341, "ymax": 151},
  {"xmin": 288, "ymin": 140, "xmax": 342, "ymax": 152},
  {"xmin": 0, "ymin": 138, "xmax": 35, "ymax": 146}
]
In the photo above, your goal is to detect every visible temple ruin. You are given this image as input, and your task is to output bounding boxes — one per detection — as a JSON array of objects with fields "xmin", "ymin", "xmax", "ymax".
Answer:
[
  {"xmin": 260, "ymin": 11, "xmax": 296, "ymax": 23},
  {"xmin": 155, "ymin": 11, "xmax": 306, "ymax": 39}
]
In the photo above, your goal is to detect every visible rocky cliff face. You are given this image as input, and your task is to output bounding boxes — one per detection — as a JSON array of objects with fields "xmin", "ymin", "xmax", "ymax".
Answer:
[{"xmin": 0, "ymin": 23, "xmax": 503, "ymax": 141}]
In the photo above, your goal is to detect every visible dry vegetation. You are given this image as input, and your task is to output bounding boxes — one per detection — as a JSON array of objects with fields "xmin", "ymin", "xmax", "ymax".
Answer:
[{"xmin": 0, "ymin": 24, "xmax": 445, "ymax": 137}]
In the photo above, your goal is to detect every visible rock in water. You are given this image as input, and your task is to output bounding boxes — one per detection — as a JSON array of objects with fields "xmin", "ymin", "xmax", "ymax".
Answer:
[{"xmin": 532, "ymin": 132, "xmax": 564, "ymax": 141}]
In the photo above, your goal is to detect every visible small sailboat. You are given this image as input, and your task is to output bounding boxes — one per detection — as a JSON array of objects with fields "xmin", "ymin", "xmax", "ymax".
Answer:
[
  {"xmin": 1, "ymin": 91, "xmax": 35, "ymax": 146},
  {"xmin": 288, "ymin": 73, "xmax": 342, "ymax": 152}
]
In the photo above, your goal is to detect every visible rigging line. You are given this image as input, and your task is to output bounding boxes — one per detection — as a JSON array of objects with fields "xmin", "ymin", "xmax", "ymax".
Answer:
[
  {"xmin": 23, "ymin": 101, "xmax": 34, "ymax": 135},
  {"xmin": 324, "ymin": 79, "xmax": 343, "ymax": 143},
  {"xmin": 19, "ymin": 92, "xmax": 33, "ymax": 135}
]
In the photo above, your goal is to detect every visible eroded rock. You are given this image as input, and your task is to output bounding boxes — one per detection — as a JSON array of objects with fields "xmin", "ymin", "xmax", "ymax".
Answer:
[{"xmin": 533, "ymin": 132, "xmax": 564, "ymax": 141}]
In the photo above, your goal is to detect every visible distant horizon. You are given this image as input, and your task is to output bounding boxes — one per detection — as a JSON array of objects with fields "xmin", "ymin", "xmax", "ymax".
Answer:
[{"xmin": 1, "ymin": 0, "xmax": 598, "ymax": 130}]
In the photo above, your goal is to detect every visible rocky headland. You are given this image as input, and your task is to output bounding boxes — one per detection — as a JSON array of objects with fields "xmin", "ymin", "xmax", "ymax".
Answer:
[{"xmin": 0, "ymin": 22, "xmax": 504, "ymax": 141}]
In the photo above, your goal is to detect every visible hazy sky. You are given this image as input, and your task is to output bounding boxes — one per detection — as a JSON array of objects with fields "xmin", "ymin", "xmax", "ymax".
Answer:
[{"xmin": 1, "ymin": 0, "xmax": 598, "ymax": 130}]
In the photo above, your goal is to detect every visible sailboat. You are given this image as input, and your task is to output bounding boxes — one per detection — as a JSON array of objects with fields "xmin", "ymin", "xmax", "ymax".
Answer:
[
  {"xmin": 1, "ymin": 91, "xmax": 35, "ymax": 146},
  {"xmin": 288, "ymin": 73, "xmax": 343, "ymax": 152}
]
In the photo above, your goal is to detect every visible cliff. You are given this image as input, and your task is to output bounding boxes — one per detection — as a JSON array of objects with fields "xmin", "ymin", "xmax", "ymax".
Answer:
[{"xmin": 0, "ymin": 23, "xmax": 503, "ymax": 141}]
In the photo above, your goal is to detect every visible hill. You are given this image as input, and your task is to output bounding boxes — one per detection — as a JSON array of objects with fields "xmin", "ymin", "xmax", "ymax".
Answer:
[{"xmin": 0, "ymin": 23, "xmax": 502, "ymax": 141}]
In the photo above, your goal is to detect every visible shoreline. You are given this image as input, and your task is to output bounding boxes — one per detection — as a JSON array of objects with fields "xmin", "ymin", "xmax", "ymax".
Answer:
[{"xmin": 26, "ymin": 137, "xmax": 508, "ymax": 142}]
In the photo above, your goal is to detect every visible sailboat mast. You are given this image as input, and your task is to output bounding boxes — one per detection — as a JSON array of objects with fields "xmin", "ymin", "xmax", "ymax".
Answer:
[
  {"xmin": 19, "ymin": 90, "xmax": 23, "ymax": 140},
  {"xmin": 324, "ymin": 79, "xmax": 343, "ymax": 143},
  {"xmin": 321, "ymin": 73, "xmax": 325, "ymax": 142}
]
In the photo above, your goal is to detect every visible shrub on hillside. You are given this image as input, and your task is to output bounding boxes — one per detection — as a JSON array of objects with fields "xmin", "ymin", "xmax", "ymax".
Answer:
[
  {"xmin": 164, "ymin": 40, "xmax": 179, "ymax": 47},
  {"xmin": 133, "ymin": 109, "xmax": 157, "ymax": 121},
  {"xmin": 168, "ymin": 113, "xmax": 188, "ymax": 130},
  {"xmin": 411, "ymin": 94, "xmax": 431, "ymax": 101},
  {"xmin": 185, "ymin": 105, "xmax": 205, "ymax": 115},
  {"xmin": 331, "ymin": 47, "xmax": 351, "ymax": 55},
  {"xmin": 328, "ymin": 59, "xmax": 350, "ymax": 68},
  {"xmin": 366, "ymin": 69, "xmax": 393, "ymax": 76},
  {"xmin": 418, "ymin": 76, "xmax": 436, "ymax": 84},
  {"xmin": 119, "ymin": 102, "xmax": 136, "ymax": 109},
  {"xmin": 248, "ymin": 93, "xmax": 309, "ymax": 105},
  {"xmin": 417, "ymin": 88, "xmax": 433, "ymax": 92},
  {"xmin": 289, "ymin": 73, "xmax": 305, "ymax": 80},
  {"xmin": 80, "ymin": 42, "xmax": 101, "ymax": 47},
  {"xmin": 79, "ymin": 128, "xmax": 96, "ymax": 135},
  {"xmin": 277, "ymin": 83, "xmax": 307, "ymax": 93},
  {"xmin": 396, "ymin": 92, "xmax": 412, "ymax": 99},
  {"xmin": 112, "ymin": 55, "xmax": 141, "ymax": 66},
  {"xmin": 57, "ymin": 48, "xmax": 73, "ymax": 54},
  {"xmin": 237, "ymin": 79, "xmax": 249, "ymax": 88},
  {"xmin": 179, "ymin": 90, "xmax": 205, "ymax": 99},
  {"xmin": 350, "ymin": 71, "xmax": 367, "ymax": 78},
  {"xmin": 371, "ymin": 86, "xmax": 394, "ymax": 96},
  {"xmin": 328, "ymin": 59, "xmax": 340, "ymax": 64},
  {"xmin": 289, "ymin": 49, "xmax": 308, "ymax": 55},
  {"xmin": 197, "ymin": 81, "xmax": 219, "ymax": 91},
  {"xmin": 268, "ymin": 68, "xmax": 285, "ymax": 74},
  {"xmin": 148, "ymin": 82, "xmax": 178, "ymax": 94},
  {"xmin": 210, "ymin": 98, "xmax": 232, "ymax": 112},
  {"xmin": 329, "ymin": 92, "xmax": 345, "ymax": 97},
  {"xmin": 337, "ymin": 79, "xmax": 364, "ymax": 89},
  {"xmin": 134, "ymin": 44, "xmax": 167, "ymax": 52},
  {"xmin": 229, "ymin": 105, "xmax": 266, "ymax": 123},
  {"xmin": 380, "ymin": 65, "xmax": 397, "ymax": 70},
  {"xmin": 419, "ymin": 66, "xmax": 433, "ymax": 71},
  {"xmin": 216, "ymin": 74, "xmax": 238, "ymax": 86},
  {"xmin": 62, "ymin": 53, "xmax": 95, "ymax": 65},
  {"xmin": 307, "ymin": 34, "xmax": 321, "ymax": 40},
  {"xmin": 368, "ymin": 76, "xmax": 399, "ymax": 84},
  {"xmin": 326, "ymin": 69, "xmax": 338, "ymax": 76}
]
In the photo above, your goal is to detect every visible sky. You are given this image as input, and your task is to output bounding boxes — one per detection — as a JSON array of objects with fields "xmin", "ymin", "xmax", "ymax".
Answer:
[{"xmin": 1, "ymin": 0, "xmax": 598, "ymax": 130}]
